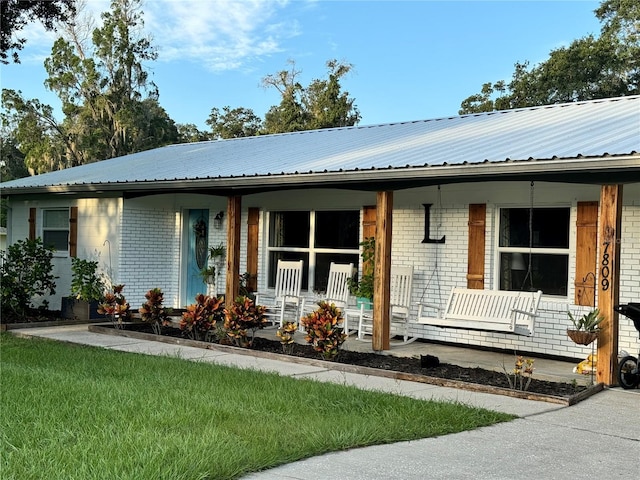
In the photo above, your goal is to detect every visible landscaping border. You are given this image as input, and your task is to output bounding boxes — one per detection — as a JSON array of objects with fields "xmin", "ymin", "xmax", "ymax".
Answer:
[
  {"xmin": 88, "ymin": 324, "xmax": 604, "ymax": 406},
  {"xmin": 2, "ymin": 319, "xmax": 104, "ymax": 331}
]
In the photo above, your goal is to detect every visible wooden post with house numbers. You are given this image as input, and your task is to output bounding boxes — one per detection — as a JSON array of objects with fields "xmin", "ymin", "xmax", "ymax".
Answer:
[{"xmin": 596, "ymin": 185, "xmax": 622, "ymax": 386}]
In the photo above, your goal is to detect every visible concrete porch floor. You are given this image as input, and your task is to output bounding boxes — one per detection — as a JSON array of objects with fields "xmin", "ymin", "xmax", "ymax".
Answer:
[{"xmin": 256, "ymin": 328, "xmax": 595, "ymax": 386}]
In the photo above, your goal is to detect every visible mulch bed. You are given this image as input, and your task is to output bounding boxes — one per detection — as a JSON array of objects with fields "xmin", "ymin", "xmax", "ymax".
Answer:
[
  {"xmin": 5, "ymin": 312, "xmax": 602, "ymax": 404},
  {"xmin": 90, "ymin": 322, "xmax": 601, "ymax": 403}
]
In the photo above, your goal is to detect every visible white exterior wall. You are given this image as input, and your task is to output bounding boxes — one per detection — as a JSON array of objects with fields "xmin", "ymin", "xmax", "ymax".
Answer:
[
  {"xmin": 120, "ymin": 207, "xmax": 180, "ymax": 308},
  {"xmin": 5, "ymin": 196, "xmax": 122, "ymax": 310},
  {"xmin": 119, "ymin": 194, "xmax": 228, "ymax": 308},
  {"xmin": 392, "ymin": 183, "xmax": 639, "ymax": 359},
  {"xmin": 619, "ymin": 204, "xmax": 640, "ymax": 355}
]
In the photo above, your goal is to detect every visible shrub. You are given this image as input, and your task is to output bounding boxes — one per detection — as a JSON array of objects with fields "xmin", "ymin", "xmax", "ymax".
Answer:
[
  {"xmin": 98, "ymin": 284, "xmax": 131, "ymax": 329},
  {"xmin": 223, "ymin": 296, "xmax": 267, "ymax": 347},
  {"xmin": 138, "ymin": 288, "xmax": 172, "ymax": 335},
  {"xmin": 300, "ymin": 301, "xmax": 347, "ymax": 360},
  {"xmin": 0, "ymin": 238, "xmax": 57, "ymax": 320},
  {"xmin": 70, "ymin": 257, "xmax": 105, "ymax": 302},
  {"xmin": 180, "ymin": 294, "xmax": 225, "ymax": 341}
]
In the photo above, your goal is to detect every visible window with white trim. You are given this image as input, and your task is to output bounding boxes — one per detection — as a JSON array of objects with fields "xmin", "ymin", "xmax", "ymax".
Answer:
[
  {"xmin": 267, "ymin": 210, "xmax": 360, "ymax": 291},
  {"xmin": 498, "ymin": 207, "xmax": 569, "ymax": 296},
  {"xmin": 42, "ymin": 208, "xmax": 70, "ymax": 253}
]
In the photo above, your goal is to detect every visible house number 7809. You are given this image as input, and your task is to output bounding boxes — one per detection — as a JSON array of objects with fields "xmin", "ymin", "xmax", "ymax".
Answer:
[{"xmin": 601, "ymin": 241, "xmax": 610, "ymax": 291}]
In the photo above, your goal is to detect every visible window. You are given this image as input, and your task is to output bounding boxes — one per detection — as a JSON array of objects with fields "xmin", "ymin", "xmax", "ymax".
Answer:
[
  {"xmin": 42, "ymin": 208, "xmax": 70, "ymax": 253},
  {"xmin": 268, "ymin": 210, "xmax": 360, "ymax": 291},
  {"xmin": 498, "ymin": 207, "xmax": 569, "ymax": 296}
]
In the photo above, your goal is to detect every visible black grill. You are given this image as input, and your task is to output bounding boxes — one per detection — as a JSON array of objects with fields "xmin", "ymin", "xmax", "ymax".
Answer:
[{"xmin": 615, "ymin": 303, "xmax": 640, "ymax": 333}]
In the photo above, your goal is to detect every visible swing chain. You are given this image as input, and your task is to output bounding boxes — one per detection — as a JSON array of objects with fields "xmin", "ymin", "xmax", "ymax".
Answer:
[
  {"xmin": 420, "ymin": 186, "xmax": 443, "ymax": 305},
  {"xmin": 521, "ymin": 181, "xmax": 535, "ymax": 291}
]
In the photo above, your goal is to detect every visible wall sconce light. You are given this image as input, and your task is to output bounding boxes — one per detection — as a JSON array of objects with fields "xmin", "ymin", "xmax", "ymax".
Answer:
[{"xmin": 213, "ymin": 211, "xmax": 224, "ymax": 230}]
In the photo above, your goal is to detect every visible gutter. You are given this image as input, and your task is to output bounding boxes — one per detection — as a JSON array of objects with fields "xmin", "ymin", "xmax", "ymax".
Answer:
[{"xmin": 2, "ymin": 155, "xmax": 639, "ymax": 197}]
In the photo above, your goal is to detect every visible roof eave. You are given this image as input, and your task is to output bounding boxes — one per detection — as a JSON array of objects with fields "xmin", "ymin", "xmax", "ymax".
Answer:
[{"xmin": 2, "ymin": 154, "xmax": 639, "ymax": 197}]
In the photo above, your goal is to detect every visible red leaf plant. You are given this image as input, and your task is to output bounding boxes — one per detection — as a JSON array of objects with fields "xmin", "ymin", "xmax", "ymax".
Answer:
[
  {"xmin": 98, "ymin": 284, "xmax": 131, "ymax": 329},
  {"xmin": 300, "ymin": 301, "xmax": 347, "ymax": 360},
  {"xmin": 223, "ymin": 295, "xmax": 267, "ymax": 347},
  {"xmin": 139, "ymin": 288, "xmax": 173, "ymax": 335},
  {"xmin": 180, "ymin": 294, "xmax": 225, "ymax": 342}
]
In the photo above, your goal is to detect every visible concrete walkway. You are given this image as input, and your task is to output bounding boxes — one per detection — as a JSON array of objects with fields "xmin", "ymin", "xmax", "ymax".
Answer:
[{"xmin": 9, "ymin": 324, "xmax": 640, "ymax": 479}]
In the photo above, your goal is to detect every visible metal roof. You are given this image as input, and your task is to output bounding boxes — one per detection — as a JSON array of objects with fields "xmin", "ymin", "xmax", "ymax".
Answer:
[{"xmin": 2, "ymin": 95, "xmax": 639, "ymax": 194}]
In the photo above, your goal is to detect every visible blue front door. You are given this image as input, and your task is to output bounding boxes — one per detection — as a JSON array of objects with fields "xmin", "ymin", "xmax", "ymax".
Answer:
[{"xmin": 186, "ymin": 209, "xmax": 209, "ymax": 304}]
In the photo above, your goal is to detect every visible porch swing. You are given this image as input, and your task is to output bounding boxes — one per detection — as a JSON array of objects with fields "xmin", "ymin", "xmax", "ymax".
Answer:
[{"xmin": 415, "ymin": 182, "xmax": 542, "ymax": 336}]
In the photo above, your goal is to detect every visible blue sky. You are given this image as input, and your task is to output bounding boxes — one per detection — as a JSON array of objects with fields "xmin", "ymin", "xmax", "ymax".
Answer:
[{"xmin": 1, "ymin": 0, "xmax": 603, "ymax": 131}]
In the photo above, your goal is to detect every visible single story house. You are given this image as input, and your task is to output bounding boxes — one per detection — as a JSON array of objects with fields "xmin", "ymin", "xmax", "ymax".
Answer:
[{"xmin": 2, "ymin": 95, "xmax": 639, "ymax": 385}]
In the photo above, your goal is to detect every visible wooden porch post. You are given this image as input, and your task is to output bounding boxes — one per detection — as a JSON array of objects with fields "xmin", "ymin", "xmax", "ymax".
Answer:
[
  {"xmin": 596, "ymin": 184, "xmax": 622, "ymax": 386},
  {"xmin": 372, "ymin": 191, "xmax": 393, "ymax": 351},
  {"xmin": 225, "ymin": 196, "xmax": 242, "ymax": 304}
]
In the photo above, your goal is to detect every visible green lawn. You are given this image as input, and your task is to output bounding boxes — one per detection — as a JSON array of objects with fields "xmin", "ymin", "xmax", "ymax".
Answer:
[{"xmin": 0, "ymin": 333, "xmax": 514, "ymax": 480}]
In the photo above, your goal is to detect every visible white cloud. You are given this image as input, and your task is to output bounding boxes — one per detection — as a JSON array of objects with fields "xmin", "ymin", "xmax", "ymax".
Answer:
[
  {"xmin": 144, "ymin": 0, "xmax": 298, "ymax": 71},
  {"xmin": 13, "ymin": 0, "xmax": 298, "ymax": 72}
]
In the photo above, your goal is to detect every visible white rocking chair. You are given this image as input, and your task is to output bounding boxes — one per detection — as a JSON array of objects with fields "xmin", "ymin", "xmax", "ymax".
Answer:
[
  {"xmin": 256, "ymin": 259, "xmax": 305, "ymax": 328},
  {"xmin": 357, "ymin": 265, "xmax": 416, "ymax": 344}
]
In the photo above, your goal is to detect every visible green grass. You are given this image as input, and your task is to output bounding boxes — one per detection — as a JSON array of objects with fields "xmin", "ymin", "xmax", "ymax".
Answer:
[{"xmin": 0, "ymin": 333, "xmax": 514, "ymax": 479}]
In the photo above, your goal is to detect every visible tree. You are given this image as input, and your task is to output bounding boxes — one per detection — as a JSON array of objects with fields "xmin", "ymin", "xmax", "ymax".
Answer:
[
  {"xmin": 1, "ymin": 89, "xmax": 70, "ymax": 173},
  {"xmin": 1, "ymin": 114, "xmax": 30, "ymax": 180},
  {"xmin": 459, "ymin": 0, "xmax": 639, "ymax": 113},
  {"xmin": 0, "ymin": 120, "xmax": 29, "ymax": 227},
  {"xmin": 261, "ymin": 59, "xmax": 360, "ymax": 134},
  {"xmin": 176, "ymin": 123, "xmax": 210, "ymax": 143},
  {"xmin": 3, "ymin": 0, "xmax": 178, "ymax": 171},
  {"xmin": 43, "ymin": 0, "xmax": 171, "ymax": 159},
  {"xmin": 0, "ymin": 0, "xmax": 75, "ymax": 64},
  {"xmin": 262, "ymin": 59, "xmax": 308, "ymax": 134},
  {"xmin": 206, "ymin": 106, "xmax": 262, "ymax": 139},
  {"xmin": 304, "ymin": 59, "xmax": 361, "ymax": 129},
  {"xmin": 595, "ymin": 0, "xmax": 640, "ymax": 92}
]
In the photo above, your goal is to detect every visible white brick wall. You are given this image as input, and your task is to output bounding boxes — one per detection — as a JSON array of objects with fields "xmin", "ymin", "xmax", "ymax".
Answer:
[
  {"xmin": 619, "ymin": 205, "xmax": 640, "ymax": 355},
  {"xmin": 401, "ymin": 203, "xmax": 640, "ymax": 359},
  {"xmin": 120, "ymin": 207, "xmax": 180, "ymax": 308}
]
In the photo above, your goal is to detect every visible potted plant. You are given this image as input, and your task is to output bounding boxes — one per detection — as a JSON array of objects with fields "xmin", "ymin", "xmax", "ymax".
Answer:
[
  {"xmin": 62, "ymin": 257, "xmax": 106, "ymax": 321},
  {"xmin": 347, "ymin": 237, "xmax": 375, "ymax": 309},
  {"xmin": 199, "ymin": 243, "xmax": 226, "ymax": 287},
  {"xmin": 567, "ymin": 308, "xmax": 604, "ymax": 345}
]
